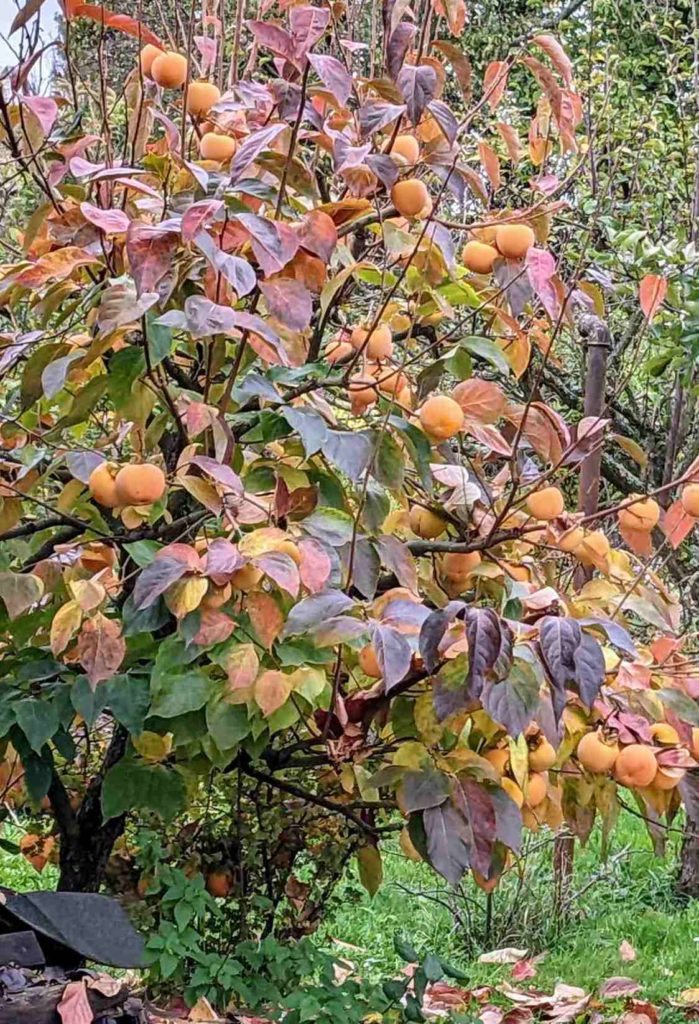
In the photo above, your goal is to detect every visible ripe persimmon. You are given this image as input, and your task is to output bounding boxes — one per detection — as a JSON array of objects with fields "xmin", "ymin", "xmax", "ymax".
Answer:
[
  {"xmin": 409, "ymin": 505, "xmax": 447, "ymax": 539},
  {"xmin": 391, "ymin": 178, "xmax": 430, "ymax": 218},
  {"xmin": 649, "ymin": 723, "xmax": 680, "ymax": 745},
  {"xmin": 681, "ymin": 483, "xmax": 699, "ymax": 517},
  {"xmin": 387, "ymin": 134, "xmax": 420, "ymax": 164},
  {"xmin": 501, "ymin": 777, "xmax": 524, "ymax": 808},
  {"xmin": 199, "ymin": 132, "xmax": 236, "ymax": 162},
  {"xmin": 186, "ymin": 81, "xmax": 221, "ymax": 116},
  {"xmin": 419, "ymin": 395, "xmax": 465, "ymax": 441},
  {"xmin": 618, "ymin": 494, "xmax": 659, "ymax": 532},
  {"xmin": 442, "ymin": 551, "xmax": 481, "ymax": 578},
  {"xmin": 484, "ymin": 747, "xmax": 509, "ymax": 775},
  {"xmin": 115, "ymin": 464, "xmax": 166, "ymax": 506},
  {"xmin": 529, "ymin": 737, "xmax": 556, "ymax": 772},
  {"xmin": 359, "ymin": 644, "xmax": 382, "ymax": 678},
  {"xmin": 206, "ymin": 867, "xmax": 234, "ymax": 898},
  {"xmin": 577, "ymin": 730, "xmax": 619, "ymax": 773},
  {"xmin": 140, "ymin": 44, "xmax": 164, "ymax": 78},
  {"xmin": 374, "ymin": 367, "xmax": 407, "ymax": 397},
  {"xmin": 526, "ymin": 486, "xmax": 564, "ymax": 521},
  {"xmin": 396, "ymin": 386, "xmax": 413, "ymax": 410},
  {"xmin": 325, "ymin": 339, "xmax": 353, "ymax": 364},
  {"xmin": 351, "ymin": 324, "xmax": 393, "ymax": 359},
  {"xmin": 88, "ymin": 462, "xmax": 120, "ymax": 508},
  {"xmin": 614, "ymin": 743, "xmax": 657, "ymax": 788},
  {"xmin": 231, "ymin": 564, "xmax": 263, "ymax": 591},
  {"xmin": 151, "ymin": 51, "xmax": 188, "ymax": 89},
  {"xmin": 495, "ymin": 223, "xmax": 535, "ymax": 259},
  {"xmin": 525, "ymin": 772, "xmax": 548, "ymax": 808},
  {"xmin": 692, "ymin": 727, "xmax": 699, "ymax": 758},
  {"xmin": 349, "ymin": 375, "xmax": 377, "ymax": 412},
  {"xmin": 462, "ymin": 240, "xmax": 499, "ymax": 275}
]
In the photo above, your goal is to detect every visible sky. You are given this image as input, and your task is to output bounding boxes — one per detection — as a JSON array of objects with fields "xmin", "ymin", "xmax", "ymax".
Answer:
[{"xmin": 0, "ymin": 0, "xmax": 61, "ymax": 72}]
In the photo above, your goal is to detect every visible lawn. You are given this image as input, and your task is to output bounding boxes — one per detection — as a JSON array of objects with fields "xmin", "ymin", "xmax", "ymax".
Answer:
[{"xmin": 320, "ymin": 812, "xmax": 699, "ymax": 1006}]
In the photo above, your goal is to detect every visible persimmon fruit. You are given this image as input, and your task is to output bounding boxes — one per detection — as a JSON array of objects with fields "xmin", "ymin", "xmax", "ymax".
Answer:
[
  {"xmin": 199, "ymin": 132, "xmax": 236, "ymax": 162},
  {"xmin": 206, "ymin": 868, "xmax": 234, "ymax": 898},
  {"xmin": 681, "ymin": 484, "xmax": 699, "ymax": 517},
  {"xmin": 391, "ymin": 178, "xmax": 430, "ymax": 218},
  {"xmin": 557, "ymin": 526, "xmax": 584, "ymax": 553},
  {"xmin": 653, "ymin": 767, "xmax": 684, "ymax": 791},
  {"xmin": 577, "ymin": 530, "xmax": 610, "ymax": 564},
  {"xmin": 528, "ymin": 737, "xmax": 556, "ymax": 772},
  {"xmin": 326, "ymin": 339, "xmax": 353, "ymax": 364},
  {"xmin": 388, "ymin": 134, "xmax": 420, "ymax": 164},
  {"xmin": 495, "ymin": 223, "xmax": 535, "ymax": 259},
  {"xmin": 151, "ymin": 51, "xmax": 188, "ymax": 89},
  {"xmin": 525, "ymin": 772, "xmax": 548, "ymax": 807},
  {"xmin": 409, "ymin": 505, "xmax": 447, "ymax": 539},
  {"xmin": 484, "ymin": 748, "xmax": 509, "ymax": 775},
  {"xmin": 359, "ymin": 644, "xmax": 382, "ymax": 678},
  {"xmin": 419, "ymin": 395, "xmax": 465, "ymax": 441},
  {"xmin": 614, "ymin": 743, "xmax": 657, "ymax": 788},
  {"xmin": 140, "ymin": 44, "xmax": 164, "ymax": 78},
  {"xmin": 349, "ymin": 375, "xmax": 377, "ymax": 412},
  {"xmin": 442, "ymin": 551, "xmax": 481, "ymax": 578},
  {"xmin": 618, "ymin": 495, "xmax": 660, "ymax": 532},
  {"xmin": 577, "ymin": 730, "xmax": 619, "ymax": 773},
  {"xmin": 115, "ymin": 464, "xmax": 166, "ymax": 506},
  {"xmin": 462, "ymin": 240, "xmax": 499, "ymax": 275},
  {"xmin": 526, "ymin": 486, "xmax": 564, "ymax": 521},
  {"xmin": 186, "ymin": 81, "xmax": 221, "ymax": 116},
  {"xmin": 88, "ymin": 462, "xmax": 120, "ymax": 508}
]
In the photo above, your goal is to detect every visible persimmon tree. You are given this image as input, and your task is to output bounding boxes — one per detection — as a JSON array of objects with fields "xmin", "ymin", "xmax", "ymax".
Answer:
[{"xmin": 0, "ymin": 0, "xmax": 698, "ymax": 912}]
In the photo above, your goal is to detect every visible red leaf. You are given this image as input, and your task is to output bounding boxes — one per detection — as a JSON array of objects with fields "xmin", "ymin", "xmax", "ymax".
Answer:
[
  {"xmin": 204, "ymin": 539, "xmax": 244, "ymax": 583},
  {"xmin": 511, "ymin": 958, "xmax": 537, "ymax": 981},
  {"xmin": 297, "ymin": 538, "xmax": 331, "ymax": 593},
  {"xmin": 11, "ymin": 0, "xmax": 49, "ymax": 35},
  {"xmin": 495, "ymin": 122, "xmax": 522, "ymax": 163},
  {"xmin": 182, "ymin": 199, "xmax": 224, "ymax": 243},
  {"xmin": 599, "ymin": 977, "xmax": 642, "ymax": 999},
  {"xmin": 531, "ymin": 34, "xmax": 574, "ymax": 87},
  {"xmin": 483, "ymin": 61, "xmax": 508, "ymax": 110},
  {"xmin": 526, "ymin": 247, "xmax": 559, "ymax": 320},
  {"xmin": 193, "ymin": 608, "xmax": 235, "ymax": 646},
  {"xmin": 126, "ymin": 222, "xmax": 179, "ymax": 297},
  {"xmin": 259, "ymin": 278, "xmax": 313, "ymax": 331},
  {"xmin": 639, "ymin": 274, "xmax": 667, "ymax": 322},
  {"xmin": 296, "ymin": 209, "xmax": 338, "ymax": 262},
  {"xmin": 58, "ymin": 979, "xmax": 93, "ymax": 1024},
  {"xmin": 247, "ymin": 591, "xmax": 284, "ymax": 649},
  {"xmin": 478, "ymin": 141, "xmax": 501, "ymax": 190},
  {"xmin": 66, "ymin": 3, "xmax": 163, "ymax": 47},
  {"xmin": 80, "ymin": 202, "xmax": 130, "ymax": 234},
  {"xmin": 22, "ymin": 95, "xmax": 57, "ymax": 136},
  {"xmin": 15, "ymin": 247, "xmax": 99, "ymax": 289},
  {"xmin": 195, "ymin": 34, "xmax": 217, "ymax": 75},
  {"xmin": 619, "ymin": 521, "xmax": 653, "ymax": 557},
  {"xmin": 663, "ymin": 499, "xmax": 696, "ymax": 549},
  {"xmin": 76, "ymin": 613, "xmax": 125, "ymax": 689}
]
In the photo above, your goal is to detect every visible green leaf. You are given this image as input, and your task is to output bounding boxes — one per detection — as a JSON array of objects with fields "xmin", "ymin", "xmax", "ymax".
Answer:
[
  {"xmin": 151, "ymin": 670, "xmax": 214, "ymax": 718},
  {"xmin": 394, "ymin": 934, "xmax": 419, "ymax": 963},
  {"xmin": 390, "ymin": 416, "xmax": 432, "ymax": 492},
  {"xmin": 107, "ymin": 674, "xmax": 151, "ymax": 734},
  {"xmin": 71, "ymin": 675, "xmax": 110, "ymax": 727},
  {"xmin": 101, "ymin": 759, "xmax": 186, "ymax": 821},
  {"xmin": 49, "ymin": 375, "xmax": 108, "ymax": 433},
  {"xmin": 107, "ymin": 347, "xmax": 145, "ymax": 406},
  {"xmin": 205, "ymin": 700, "xmax": 251, "ymax": 751},
  {"xmin": 422, "ymin": 953, "xmax": 443, "ymax": 982},
  {"xmin": 372, "ymin": 431, "xmax": 405, "ymax": 491},
  {"xmin": 303, "ymin": 507, "xmax": 355, "ymax": 546},
  {"xmin": 151, "ymin": 638, "xmax": 200, "ymax": 689},
  {"xmin": 657, "ymin": 688, "xmax": 699, "ymax": 726},
  {"xmin": 460, "ymin": 336, "xmax": 510, "ymax": 375},
  {"xmin": 14, "ymin": 699, "xmax": 59, "ymax": 753},
  {"xmin": 145, "ymin": 311, "xmax": 172, "ymax": 367},
  {"xmin": 124, "ymin": 539, "xmax": 162, "ymax": 567}
]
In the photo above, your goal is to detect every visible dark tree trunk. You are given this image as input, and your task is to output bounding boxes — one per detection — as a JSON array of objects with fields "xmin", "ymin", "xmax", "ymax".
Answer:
[
  {"xmin": 678, "ymin": 811, "xmax": 699, "ymax": 898},
  {"xmin": 51, "ymin": 726, "xmax": 129, "ymax": 893}
]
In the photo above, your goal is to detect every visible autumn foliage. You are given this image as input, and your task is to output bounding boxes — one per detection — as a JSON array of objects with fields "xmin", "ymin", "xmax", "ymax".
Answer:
[{"xmin": 0, "ymin": 0, "xmax": 697, "ymax": 912}]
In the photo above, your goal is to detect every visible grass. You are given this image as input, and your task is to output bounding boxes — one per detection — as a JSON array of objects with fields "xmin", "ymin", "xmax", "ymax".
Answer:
[{"xmin": 319, "ymin": 811, "xmax": 699, "ymax": 1006}]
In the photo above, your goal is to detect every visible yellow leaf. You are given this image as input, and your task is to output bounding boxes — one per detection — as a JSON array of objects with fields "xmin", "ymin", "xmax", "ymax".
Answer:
[
  {"xmin": 254, "ymin": 670, "xmax": 292, "ymax": 717},
  {"xmin": 238, "ymin": 526, "xmax": 289, "ymax": 558},
  {"xmin": 392, "ymin": 741, "xmax": 429, "ymax": 769},
  {"xmin": 414, "ymin": 691, "xmax": 443, "ymax": 744},
  {"xmin": 357, "ymin": 844, "xmax": 383, "ymax": 897},
  {"xmin": 224, "ymin": 643, "xmax": 259, "ymax": 703},
  {"xmin": 399, "ymin": 826, "xmax": 422, "ymax": 862},
  {"xmin": 508, "ymin": 733, "xmax": 529, "ymax": 789},
  {"xmin": 612, "ymin": 433, "xmax": 648, "ymax": 469},
  {"xmin": 498, "ymin": 334, "xmax": 531, "ymax": 378},
  {"xmin": 50, "ymin": 600, "xmax": 83, "ymax": 655},
  {"xmin": 69, "ymin": 578, "xmax": 107, "ymax": 612},
  {"xmin": 133, "ymin": 731, "xmax": 173, "ymax": 763},
  {"xmin": 164, "ymin": 576, "xmax": 208, "ymax": 618}
]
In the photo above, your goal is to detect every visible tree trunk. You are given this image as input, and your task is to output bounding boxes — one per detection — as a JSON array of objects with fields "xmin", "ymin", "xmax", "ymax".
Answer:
[
  {"xmin": 678, "ymin": 808, "xmax": 699, "ymax": 898},
  {"xmin": 52, "ymin": 726, "xmax": 128, "ymax": 893}
]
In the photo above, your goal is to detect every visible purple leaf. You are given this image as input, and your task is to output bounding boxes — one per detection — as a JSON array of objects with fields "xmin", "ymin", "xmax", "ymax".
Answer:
[
  {"xmin": 253, "ymin": 551, "xmax": 300, "ymax": 597},
  {"xmin": 576, "ymin": 616, "xmax": 638, "ymax": 657},
  {"xmin": 451, "ymin": 777, "xmax": 497, "ymax": 877},
  {"xmin": 66, "ymin": 450, "xmax": 103, "ymax": 484},
  {"xmin": 204, "ymin": 539, "xmax": 244, "ymax": 583},
  {"xmin": 482, "ymin": 660, "xmax": 539, "ymax": 737},
  {"xmin": 402, "ymin": 770, "xmax": 450, "ymax": 812},
  {"xmin": 376, "ymin": 535, "xmax": 418, "ymax": 592},
  {"xmin": 247, "ymin": 19, "xmax": 294, "ymax": 59},
  {"xmin": 235, "ymin": 212, "xmax": 299, "ymax": 276},
  {"xmin": 539, "ymin": 615, "xmax": 582, "ymax": 722},
  {"xmin": 23, "ymin": 95, "xmax": 57, "ymax": 135},
  {"xmin": 290, "ymin": 5, "xmax": 330, "ymax": 57},
  {"xmin": 372, "ymin": 623, "xmax": 412, "ymax": 690},
  {"xmin": 465, "ymin": 608, "xmax": 513, "ymax": 700},
  {"xmin": 573, "ymin": 632, "xmax": 605, "ymax": 708},
  {"xmin": 366, "ymin": 153, "xmax": 398, "ymax": 190},
  {"xmin": 132, "ymin": 556, "xmax": 189, "ymax": 610},
  {"xmin": 357, "ymin": 100, "xmax": 405, "ymax": 138},
  {"xmin": 310, "ymin": 615, "xmax": 367, "ymax": 646},
  {"xmin": 191, "ymin": 454, "xmax": 243, "ymax": 492},
  {"xmin": 526, "ymin": 247, "xmax": 560, "ymax": 320},
  {"xmin": 397, "ymin": 64, "xmax": 438, "ymax": 125},
  {"xmin": 259, "ymin": 278, "xmax": 313, "ymax": 331},
  {"xmin": 308, "ymin": 52, "xmax": 352, "ymax": 107},
  {"xmin": 228, "ymin": 123, "xmax": 287, "ymax": 186},
  {"xmin": 493, "ymin": 258, "xmax": 533, "ymax": 318},
  {"xmin": 423, "ymin": 803, "xmax": 472, "ymax": 885},
  {"xmin": 325, "ymin": 430, "xmax": 373, "ymax": 481},
  {"xmin": 283, "ymin": 407, "xmax": 329, "ymax": 456},
  {"xmin": 386, "ymin": 23, "xmax": 416, "ymax": 81},
  {"xmin": 427, "ymin": 99, "xmax": 458, "ymax": 145},
  {"xmin": 283, "ymin": 589, "xmax": 354, "ymax": 635},
  {"xmin": 419, "ymin": 604, "xmax": 460, "ymax": 672},
  {"xmin": 489, "ymin": 783, "xmax": 523, "ymax": 851}
]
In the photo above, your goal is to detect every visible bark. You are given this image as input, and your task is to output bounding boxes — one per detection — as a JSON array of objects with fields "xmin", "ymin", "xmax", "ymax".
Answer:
[
  {"xmin": 53, "ymin": 726, "xmax": 129, "ymax": 893},
  {"xmin": 678, "ymin": 807, "xmax": 699, "ymax": 899}
]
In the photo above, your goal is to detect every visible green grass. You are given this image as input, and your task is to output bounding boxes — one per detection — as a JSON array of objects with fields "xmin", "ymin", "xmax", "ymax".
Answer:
[
  {"xmin": 320, "ymin": 812, "xmax": 699, "ymax": 1006},
  {"xmin": 0, "ymin": 822, "xmax": 59, "ymax": 891}
]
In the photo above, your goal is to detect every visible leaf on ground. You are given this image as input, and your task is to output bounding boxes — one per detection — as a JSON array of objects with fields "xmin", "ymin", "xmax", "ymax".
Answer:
[
  {"xmin": 478, "ymin": 947, "xmax": 528, "ymax": 964},
  {"xmin": 599, "ymin": 977, "xmax": 641, "ymax": 999},
  {"xmin": 619, "ymin": 940, "xmax": 636, "ymax": 962}
]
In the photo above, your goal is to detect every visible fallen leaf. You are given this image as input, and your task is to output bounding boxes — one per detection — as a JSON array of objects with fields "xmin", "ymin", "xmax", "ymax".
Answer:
[
  {"xmin": 57, "ymin": 979, "xmax": 93, "ymax": 1024},
  {"xmin": 599, "ymin": 977, "xmax": 641, "ymax": 999},
  {"xmin": 511, "ymin": 958, "xmax": 537, "ymax": 981},
  {"xmin": 479, "ymin": 947, "xmax": 528, "ymax": 965},
  {"xmin": 619, "ymin": 940, "xmax": 636, "ymax": 962}
]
